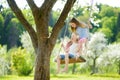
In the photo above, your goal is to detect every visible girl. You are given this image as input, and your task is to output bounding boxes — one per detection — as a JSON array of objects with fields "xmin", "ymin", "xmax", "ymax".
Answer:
[
  {"xmin": 69, "ymin": 18, "xmax": 92, "ymax": 55},
  {"xmin": 56, "ymin": 32, "xmax": 79, "ymax": 73}
]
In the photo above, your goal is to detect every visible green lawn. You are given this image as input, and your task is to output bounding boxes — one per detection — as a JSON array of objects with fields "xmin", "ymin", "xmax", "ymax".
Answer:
[{"xmin": 0, "ymin": 74, "xmax": 120, "ymax": 80}]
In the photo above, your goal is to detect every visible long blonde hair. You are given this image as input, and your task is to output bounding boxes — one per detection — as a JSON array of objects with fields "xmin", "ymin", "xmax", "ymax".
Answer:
[{"xmin": 70, "ymin": 18, "xmax": 87, "ymax": 32}]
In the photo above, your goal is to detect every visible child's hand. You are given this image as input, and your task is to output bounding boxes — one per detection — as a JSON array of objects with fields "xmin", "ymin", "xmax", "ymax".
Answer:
[
  {"xmin": 61, "ymin": 43, "xmax": 65, "ymax": 48},
  {"xmin": 75, "ymin": 53, "xmax": 80, "ymax": 60}
]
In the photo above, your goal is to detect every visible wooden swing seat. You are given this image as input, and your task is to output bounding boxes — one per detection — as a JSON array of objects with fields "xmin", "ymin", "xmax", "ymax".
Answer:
[{"xmin": 54, "ymin": 56, "xmax": 86, "ymax": 64}]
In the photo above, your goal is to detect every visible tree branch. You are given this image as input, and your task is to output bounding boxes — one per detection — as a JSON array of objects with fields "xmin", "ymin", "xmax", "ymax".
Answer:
[
  {"xmin": 7, "ymin": 0, "xmax": 38, "ymax": 51},
  {"xmin": 40, "ymin": 0, "xmax": 57, "ymax": 14},
  {"xmin": 50, "ymin": 0, "xmax": 76, "ymax": 44},
  {"xmin": 34, "ymin": 0, "xmax": 57, "ymax": 40},
  {"xmin": 26, "ymin": 0, "xmax": 39, "ymax": 17}
]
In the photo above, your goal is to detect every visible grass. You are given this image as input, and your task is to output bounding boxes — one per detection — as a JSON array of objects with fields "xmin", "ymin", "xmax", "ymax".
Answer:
[
  {"xmin": 0, "ymin": 74, "xmax": 120, "ymax": 80},
  {"xmin": 51, "ymin": 74, "xmax": 120, "ymax": 80}
]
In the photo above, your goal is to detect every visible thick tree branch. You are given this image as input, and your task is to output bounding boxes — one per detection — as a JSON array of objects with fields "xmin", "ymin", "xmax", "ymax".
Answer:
[
  {"xmin": 35, "ymin": 0, "xmax": 57, "ymax": 41},
  {"xmin": 50, "ymin": 0, "xmax": 76, "ymax": 45},
  {"xmin": 40, "ymin": 0, "xmax": 57, "ymax": 14},
  {"xmin": 7, "ymin": 0, "xmax": 38, "ymax": 51},
  {"xmin": 26, "ymin": 0, "xmax": 39, "ymax": 17}
]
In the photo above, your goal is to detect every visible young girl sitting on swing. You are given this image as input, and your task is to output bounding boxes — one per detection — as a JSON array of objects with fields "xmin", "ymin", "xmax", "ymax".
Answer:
[{"xmin": 56, "ymin": 32, "xmax": 80, "ymax": 73}]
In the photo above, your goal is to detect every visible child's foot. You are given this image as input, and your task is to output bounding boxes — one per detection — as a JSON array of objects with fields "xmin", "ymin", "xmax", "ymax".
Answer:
[
  {"xmin": 61, "ymin": 68, "xmax": 68, "ymax": 73},
  {"xmin": 56, "ymin": 70, "xmax": 60, "ymax": 74}
]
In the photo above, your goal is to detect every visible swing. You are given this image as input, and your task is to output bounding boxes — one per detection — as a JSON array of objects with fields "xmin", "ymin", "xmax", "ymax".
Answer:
[
  {"xmin": 54, "ymin": 23, "xmax": 87, "ymax": 64},
  {"xmin": 54, "ymin": 55, "xmax": 86, "ymax": 64},
  {"xmin": 54, "ymin": 0, "xmax": 94, "ymax": 64},
  {"xmin": 60, "ymin": 56, "xmax": 86, "ymax": 64}
]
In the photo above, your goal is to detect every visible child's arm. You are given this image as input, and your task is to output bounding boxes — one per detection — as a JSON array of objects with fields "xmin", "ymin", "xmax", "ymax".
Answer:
[
  {"xmin": 62, "ymin": 41, "xmax": 72, "ymax": 53},
  {"xmin": 61, "ymin": 43, "xmax": 65, "ymax": 50},
  {"xmin": 87, "ymin": 20, "xmax": 92, "ymax": 29}
]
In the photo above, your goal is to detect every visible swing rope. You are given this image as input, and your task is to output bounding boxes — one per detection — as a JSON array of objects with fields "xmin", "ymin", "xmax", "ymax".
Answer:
[
  {"xmin": 89, "ymin": 0, "xmax": 94, "ymax": 19},
  {"xmin": 87, "ymin": 0, "xmax": 94, "ymax": 40},
  {"xmin": 57, "ymin": 21, "xmax": 68, "ymax": 55}
]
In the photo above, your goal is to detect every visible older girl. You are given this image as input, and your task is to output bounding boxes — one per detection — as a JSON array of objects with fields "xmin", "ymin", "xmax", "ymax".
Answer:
[{"xmin": 69, "ymin": 17, "xmax": 92, "ymax": 56}]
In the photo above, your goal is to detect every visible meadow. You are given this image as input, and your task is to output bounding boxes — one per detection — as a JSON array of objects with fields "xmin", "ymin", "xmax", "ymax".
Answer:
[{"xmin": 0, "ymin": 74, "xmax": 120, "ymax": 80}]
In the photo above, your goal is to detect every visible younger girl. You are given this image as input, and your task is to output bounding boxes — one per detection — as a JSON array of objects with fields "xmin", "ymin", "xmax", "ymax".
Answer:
[{"xmin": 56, "ymin": 32, "xmax": 79, "ymax": 73}]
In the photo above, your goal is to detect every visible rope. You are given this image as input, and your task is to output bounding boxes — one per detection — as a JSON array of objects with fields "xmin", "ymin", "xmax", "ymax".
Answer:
[
  {"xmin": 89, "ymin": 0, "xmax": 94, "ymax": 19},
  {"xmin": 58, "ymin": 21, "xmax": 68, "ymax": 55},
  {"xmin": 87, "ymin": 0, "xmax": 94, "ymax": 33}
]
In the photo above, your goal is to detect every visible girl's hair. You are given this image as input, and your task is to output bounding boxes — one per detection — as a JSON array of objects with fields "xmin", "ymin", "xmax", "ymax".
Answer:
[{"xmin": 70, "ymin": 18, "xmax": 86, "ymax": 32}]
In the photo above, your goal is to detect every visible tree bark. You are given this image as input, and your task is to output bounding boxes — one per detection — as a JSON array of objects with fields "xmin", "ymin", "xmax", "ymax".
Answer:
[{"xmin": 34, "ymin": 44, "xmax": 51, "ymax": 80}]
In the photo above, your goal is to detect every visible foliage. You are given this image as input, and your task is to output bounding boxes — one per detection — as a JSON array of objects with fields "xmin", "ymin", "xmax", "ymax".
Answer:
[
  {"xmin": 0, "ymin": 45, "xmax": 9, "ymax": 76},
  {"xmin": 105, "ymin": 43, "xmax": 120, "ymax": 74},
  {"xmin": 98, "ymin": 28, "xmax": 113, "ymax": 42},
  {"xmin": 20, "ymin": 31, "xmax": 34, "ymax": 54},
  {"xmin": 0, "ymin": 8, "xmax": 25, "ymax": 49},
  {"xmin": 116, "ymin": 32, "xmax": 120, "ymax": 42},
  {"xmin": 87, "ymin": 32, "xmax": 107, "ymax": 58},
  {"xmin": 22, "ymin": 9, "xmax": 34, "ymax": 25},
  {"xmin": 100, "ymin": 6, "xmax": 117, "ymax": 18},
  {"xmin": 0, "ymin": 14, "xmax": 3, "ymax": 26},
  {"xmin": 92, "ymin": 4, "xmax": 120, "ymax": 42},
  {"xmin": 81, "ymin": 32, "xmax": 107, "ymax": 74},
  {"xmin": 11, "ymin": 47, "xmax": 33, "ymax": 76}
]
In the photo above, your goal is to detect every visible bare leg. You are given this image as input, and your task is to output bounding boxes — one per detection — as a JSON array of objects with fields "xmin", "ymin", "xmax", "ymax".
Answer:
[
  {"xmin": 82, "ymin": 39, "xmax": 88, "ymax": 54},
  {"xmin": 78, "ymin": 41, "xmax": 82, "ymax": 55},
  {"xmin": 62, "ymin": 53, "xmax": 69, "ymax": 72},
  {"xmin": 78, "ymin": 38, "xmax": 88, "ymax": 55},
  {"xmin": 56, "ymin": 55, "xmax": 61, "ymax": 73}
]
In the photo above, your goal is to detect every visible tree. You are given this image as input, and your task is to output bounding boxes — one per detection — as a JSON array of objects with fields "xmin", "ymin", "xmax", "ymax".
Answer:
[
  {"xmin": 7, "ymin": 0, "xmax": 76, "ymax": 80},
  {"xmin": 105, "ymin": 43, "xmax": 120, "ymax": 75},
  {"xmin": 85, "ymin": 32, "xmax": 107, "ymax": 74},
  {"xmin": 0, "ymin": 9, "xmax": 25, "ymax": 49}
]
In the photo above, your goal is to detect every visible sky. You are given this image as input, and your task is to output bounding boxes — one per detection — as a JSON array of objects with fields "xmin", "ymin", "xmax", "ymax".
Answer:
[{"xmin": 0, "ymin": 0, "xmax": 120, "ymax": 10}]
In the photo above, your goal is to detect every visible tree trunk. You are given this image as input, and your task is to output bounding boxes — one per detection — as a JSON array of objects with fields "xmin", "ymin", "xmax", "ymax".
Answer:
[
  {"xmin": 91, "ymin": 57, "xmax": 97, "ymax": 75},
  {"xmin": 72, "ymin": 63, "xmax": 76, "ymax": 74},
  {"xmin": 34, "ymin": 42, "xmax": 51, "ymax": 80}
]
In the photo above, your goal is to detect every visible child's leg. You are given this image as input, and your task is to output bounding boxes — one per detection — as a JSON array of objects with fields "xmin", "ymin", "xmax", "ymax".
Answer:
[
  {"xmin": 56, "ymin": 55, "xmax": 61, "ymax": 73},
  {"xmin": 62, "ymin": 53, "xmax": 69, "ymax": 72},
  {"xmin": 65, "ymin": 41, "xmax": 72, "ymax": 53},
  {"xmin": 83, "ymin": 39, "xmax": 88, "ymax": 54},
  {"xmin": 78, "ymin": 38, "xmax": 88, "ymax": 55}
]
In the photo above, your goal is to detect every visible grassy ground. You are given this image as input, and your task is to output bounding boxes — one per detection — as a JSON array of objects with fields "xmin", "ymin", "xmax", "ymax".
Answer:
[
  {"xmin": 51, "ymin": 74, "xmax": 120, "ymax": 80},
  {"xmin": 0, "ymin": 74, "xmax": 120, "ymax": 80}
]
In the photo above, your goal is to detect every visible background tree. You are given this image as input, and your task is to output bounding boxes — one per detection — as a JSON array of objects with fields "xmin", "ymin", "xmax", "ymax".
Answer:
[
  {"xmin": 92, "ymin": 4, "xmax": 120, "ymax": 43},
  {"xmin": 0, "ymin": 8, "xmax": 25, "ymax": 49},
  {"xmin": 7, "ymin": 0, "xmax": 76, "ymax": 80},
  {"xmin": 106, "ymin": 43, "xmax": 120, "ymax": 75},
  {"xmin": 85, "ymin": 32, "xmax": 107, "ymax": 75}
]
